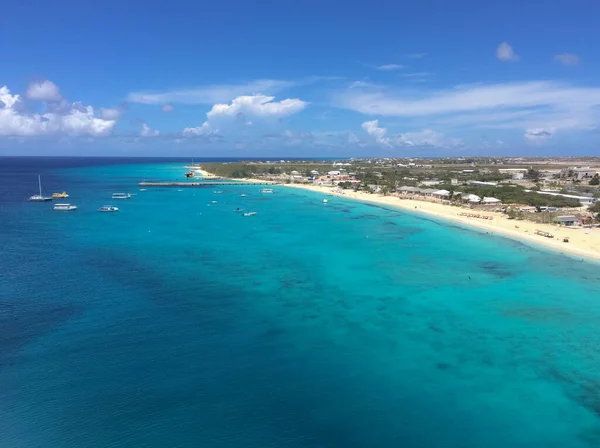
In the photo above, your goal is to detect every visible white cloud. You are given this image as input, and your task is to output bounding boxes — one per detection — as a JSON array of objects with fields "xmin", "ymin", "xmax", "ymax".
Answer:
[
  {"xmin": 525, "ymin": 128, "xmax": 552, "ymax": 142},
  {"xmin": 335, "ymin": 80, "xmax": 600, "ymax": 139},
  {"xmin": 361, "ymin": 119, "xmax": 388, "ymax": 144},
  {"xmin": 206, "ymin": 95, "xmax": 307, "ymax": 119},
  {"xmin": 161, "ymin": 104, "xmax": 175, "ymax": 113},
  {"xmin": 396, "ymin": 129, "xmax": 461, "ymax": 147},
  {"xmin": 182, "ymin": 122, "xmax": 212, "ymax": 136},
  {"xmin": 361, "ymin": 119, "xmax": 460, "ymax": 148},
  {"xmin": 376, "ymin": 64, "xmax": 404, "ymax": 71},
  {"xmin": 555, "ymin": 53, "xmax": 579, "ymax": 66},
  {"xmin": 99, "ymin": 107, "xmax": 121, "ymax": 120},
  {"xmin": 128, "ymin": 79, "xmax": 295, "ymax": 105},
  {"xmin": 496, "ymin": 42, "xmax": 519, "ymax": 62},
  {"xmin": 0, "ymin": 84, "xmax": 117, "ymax": 137},
  {"xmin": 349, "ymin": 81, "xmax": 371, "ymax": 89},
  {"xmin": 182, "ymin": 94, "xmax": 308, "ymax": 137},
  {"xmin": 140, "ymin": 123, "xmax": 159, "ymax": 137},
  {"xmin": 26, "ymin": 80, "xmax": 62, "ymax": 102}
]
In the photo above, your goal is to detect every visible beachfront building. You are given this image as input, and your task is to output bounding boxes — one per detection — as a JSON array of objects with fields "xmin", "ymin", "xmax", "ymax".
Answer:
[
  {"xmin": 466, "ymin": 194, "xmax": 481, "ymax": 203},
  {"xmin": 535, "ymin": 191, "xmax": 597, "ymax": 206},
  {"xmin": 418, "ymin": 188, "xmax": 438, "ymax": 197},
  {"xmin": 398, "ymin": 186, "xmax": 420, "ymax": 194},
  {"xmin": 555, "ymin": 215, "xmax": 578, "ymax": 227},
  {"xmin": 482, "ymin": 197, "xmax": 502, "ymax": 204},
  {"xmin": 432, "ymin": 189, "xmax": 451, "ymax": 198}
]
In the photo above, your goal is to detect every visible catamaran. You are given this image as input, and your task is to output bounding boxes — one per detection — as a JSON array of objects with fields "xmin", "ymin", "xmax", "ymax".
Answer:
[{"xmin": 29, "ymin": 175, "xmax": 52, "ymax": 202}]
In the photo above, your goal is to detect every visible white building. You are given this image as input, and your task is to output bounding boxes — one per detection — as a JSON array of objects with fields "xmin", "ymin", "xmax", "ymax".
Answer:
[{"xmin": 536, "ymin": 191, "xmax": 597, "ymax": 205}]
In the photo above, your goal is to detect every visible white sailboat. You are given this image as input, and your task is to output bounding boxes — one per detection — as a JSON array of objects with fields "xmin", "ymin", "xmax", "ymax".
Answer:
[{"xmin": 29, "ymin": 175, "xmax": 52, "ymax": 202}]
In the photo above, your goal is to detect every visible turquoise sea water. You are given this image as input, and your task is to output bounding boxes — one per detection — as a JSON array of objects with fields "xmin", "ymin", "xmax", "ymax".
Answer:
[{"xmin": 2, "ymin": 158, "xmax": 600, "ymax": 447}]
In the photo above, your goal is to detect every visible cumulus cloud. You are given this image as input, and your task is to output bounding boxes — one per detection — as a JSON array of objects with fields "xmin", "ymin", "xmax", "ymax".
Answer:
[
  {"xmin": 0, "ymin": 84, "xmax": 117, "ymax": 137},
  {"xmin": 496, "ymin": 42, "xmax": 519, "ymax": 62},
  {"xmin": 182, "ymin": 122, "xmax": 212, "ymax": 136},
  {"xmin": 206, "ymin": 95, "xmax": 307, "ymax": 119},
  {"xmin": 26, "ymin": 80, "xmax": 62, "ymax": 102},
  {"xmin": 376, "ymin": 64, "xmax": 404, "ymax": 71},
  {"xmin": 555, "ymin": 53, "xmax": 580, "ymax": 66},
  {"xmin": 182, "ymin": 94, "xmax": 308, "ymax": 137},
  {"xmin": 361, "ymin": 120, "xmax": 389, "ymax": 145},
  {"xmin": 140, "ymin": 123, "xmax": 159, "ymax": 137},
  {"xmin": 525, "ymin": 128, "xmax": 552, "ymax": 142},
  {"xmin": 161, "ymin": 104, "xmax": 175, "ymax": 113},
  {"xmin": 99, "ymin": 107, "xmax": 121, "ymax": 120}
]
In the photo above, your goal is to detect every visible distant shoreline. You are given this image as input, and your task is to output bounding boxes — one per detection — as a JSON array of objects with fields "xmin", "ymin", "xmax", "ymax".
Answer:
[{"xmin": 271, "ymin": 181, "xmax": 600, "ymax": 263}]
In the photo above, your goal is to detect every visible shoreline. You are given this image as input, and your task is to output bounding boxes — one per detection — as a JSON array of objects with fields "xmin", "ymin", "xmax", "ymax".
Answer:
[{"xmin": 269, "ymin": 181, "xmax": 600, "ymax": 263}]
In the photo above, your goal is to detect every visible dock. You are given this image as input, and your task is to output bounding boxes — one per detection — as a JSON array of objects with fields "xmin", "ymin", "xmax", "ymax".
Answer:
[{"xmin": 138, "ymin": 181, "xmax": 277, "ymax": 187}]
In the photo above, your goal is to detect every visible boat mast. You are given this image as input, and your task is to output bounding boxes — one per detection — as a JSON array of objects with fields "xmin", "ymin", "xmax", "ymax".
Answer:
[{"xmin": 38, "ymin": 175, "xmax": 42, "ymax": 196}]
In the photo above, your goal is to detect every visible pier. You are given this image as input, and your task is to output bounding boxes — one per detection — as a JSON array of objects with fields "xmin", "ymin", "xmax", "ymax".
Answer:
[{"xmin": 138, "ymin": 181, "xmax": 277, "ymax": 187}]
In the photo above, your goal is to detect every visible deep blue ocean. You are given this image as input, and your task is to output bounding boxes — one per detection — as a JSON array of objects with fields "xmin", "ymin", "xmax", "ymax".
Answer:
[{"xmin": 2, "ymin": 157, "xmax": 600, "ymax": 447}]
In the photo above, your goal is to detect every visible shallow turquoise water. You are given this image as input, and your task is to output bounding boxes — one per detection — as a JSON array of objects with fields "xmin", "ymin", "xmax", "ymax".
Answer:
[{"xmin": 2, "ymin": 159, "xmax": 600, "ymax": 447}]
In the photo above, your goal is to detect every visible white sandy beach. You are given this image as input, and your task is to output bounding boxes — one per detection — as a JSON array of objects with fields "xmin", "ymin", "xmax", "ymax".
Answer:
[{"xmin": 275, "ymin": 182, "xmax": 600, "ymax": 262}]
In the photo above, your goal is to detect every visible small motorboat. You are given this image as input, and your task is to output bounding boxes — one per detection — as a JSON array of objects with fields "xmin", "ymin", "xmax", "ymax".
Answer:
[
  {"xmin": 98, "ymin": 205, "xmax": 119, "ymax": 212},
  {"xmin": 240, "ymin": 194, "xmax": 247, "ymax": 197},
  {"xmin": 211, "ymin": 200, "xmax": 218, "ymax": 204},
  {"xmin": 260, "ymin": 188, "xmax": 274, "ymax": 194},
  {"xmin": 323, "ymin": 199, "xmax": 328, "ymax": 203},
  {"xmin": 233, "ymin": 208, "xmax": 244, "ymax": 213},
  {"xmin": 243, "ymin": 212, "xmax": 257, "ymax": 217},
  {"xmin": 139, "ymin": 188, "xmax": 147, "ymax": 192},
  {"xmin": 112, "ymin": 193, "xmax": 131, "ymax": 199},
  {"xmin": 52, "ymin": 192, "xmax": 69, "ymax": 198},
  {"xmin": 177, "ymin": 189, "xmax": 183, "ymax": 192},
  {"xmin": 213, "ymin": 190, "xmax": 223, "ymax": 194},
  {"xmin": 53, "ymin": 203, "xmax": 77, "ymax": 211}
]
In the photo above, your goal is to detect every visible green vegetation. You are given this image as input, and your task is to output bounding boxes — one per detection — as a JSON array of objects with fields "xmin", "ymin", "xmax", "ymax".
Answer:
[
  {"xmin": 443, "ymin": 185, "xmax": 581, "ymax": 207},
  {"xmin": 590, "ymin": 174, "xmax": 600, "ymax": 185},
  {"xmin": 589, "ymin": 202, "xmax": 600, "ymax": 213},
  {"xmin": 202, "ymin": 161, "xmax": 588, "ymax": 208}
]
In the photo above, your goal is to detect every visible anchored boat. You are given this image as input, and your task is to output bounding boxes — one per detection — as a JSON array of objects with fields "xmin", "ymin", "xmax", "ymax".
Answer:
[
  {"xmin": 98, "ymin": 205, "xmax": 119, "ymax": 212},
  {"xmin": 29, "ymin": 175, "xmax": 52, "ymax": 202},
  {"xmin": 112, "ymin": 193, "xmax": 131, "ymax": 199},
  {"xmin": 53, "ymin": 203, "xmax": 77, "ymax": 211}
]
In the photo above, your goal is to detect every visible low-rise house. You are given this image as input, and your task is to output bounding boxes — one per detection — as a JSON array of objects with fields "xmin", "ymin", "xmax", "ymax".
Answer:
[
  {"xmin": 573, "ymin": 167, "xmax": 597, "ymax": 181},
  {"xmin": 555, "ymin": 215, "xmax": 578, "ymax": 227},
  {"xmin": 418, "ymin": 188, "xmax": 438, "ymax": 196},
  {"xmin": 432, "ymin": 189, "xmax": 451, "ymax": 198},
  {"xmin": 535, "ymin": 191, "xmax": 597, "ymax": 205},
  {"xmin": 421, "ymin": 180, "xmax": 441, "ymax": 186},
  {"xmin": 469, "ymin": 180, "xmax": 498, "ymax": 187},
  {"xmin": 482, "ymin": 197, "xmax": 501, "ymax": 204},
  {"xmin": 398, "ymin": 186, "xmax": 420, "ymax": 194}
]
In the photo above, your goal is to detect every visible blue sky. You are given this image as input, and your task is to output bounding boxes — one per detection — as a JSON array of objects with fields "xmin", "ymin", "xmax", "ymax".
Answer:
[{"xmin": 1, "ymin": 0, "xmax": 599, "ymax": 156}]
